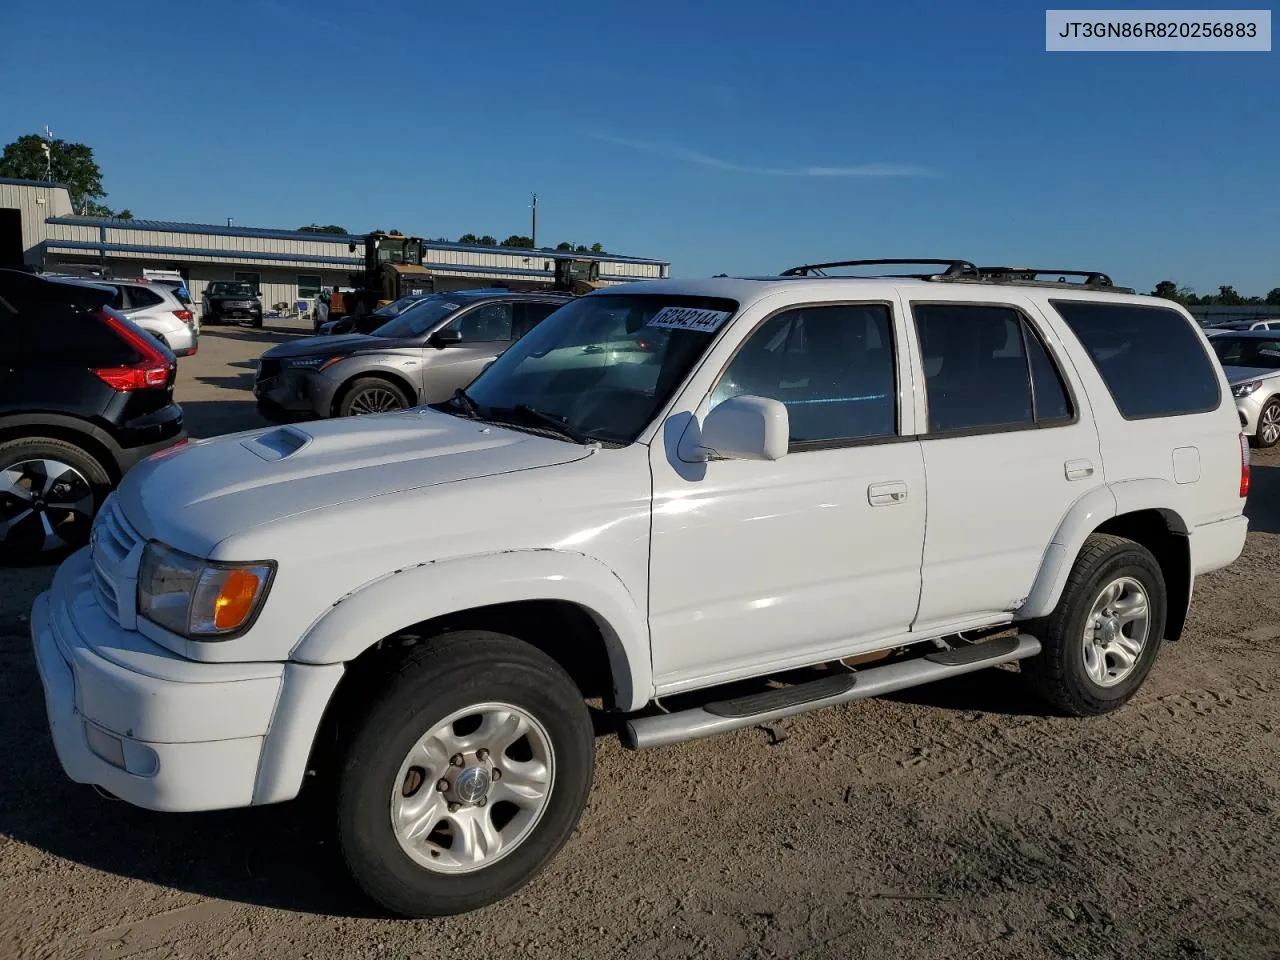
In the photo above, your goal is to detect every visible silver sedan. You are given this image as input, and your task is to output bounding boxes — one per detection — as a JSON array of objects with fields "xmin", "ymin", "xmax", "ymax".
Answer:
[{"xmin": 1211, "ymin": 331, "xmax": 1280, "ymax": 448}]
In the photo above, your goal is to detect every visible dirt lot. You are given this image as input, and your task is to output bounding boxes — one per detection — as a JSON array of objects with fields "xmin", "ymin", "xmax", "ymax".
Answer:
[{"xmin": 2, "ymin": 325, "xmax": 1278, "ymax": 960}]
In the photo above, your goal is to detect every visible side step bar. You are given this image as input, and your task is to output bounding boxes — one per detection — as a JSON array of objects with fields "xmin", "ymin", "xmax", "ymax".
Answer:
[{"xmin": 622, "ymin": 634, "xmax": 1041, "ymax": 750}]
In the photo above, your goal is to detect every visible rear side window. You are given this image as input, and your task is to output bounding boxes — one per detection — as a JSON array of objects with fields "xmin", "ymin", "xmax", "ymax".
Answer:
[
  {"xmin": 1051, "ymin": 301, "xmax": 1220, "ymax": 419},
  {"xmin": 125, "ymin": 286, "xmax": 164, "ymax": 309},
  {"xmin": 912, "ymin": 304, "xmax": 1074, "ymax": 433},
  {"xmin": 514, "ymin": 301, "xmax": 562, "ymax": 339}
]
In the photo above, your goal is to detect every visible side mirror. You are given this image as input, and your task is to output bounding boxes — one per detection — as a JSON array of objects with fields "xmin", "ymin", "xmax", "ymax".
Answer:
[
  {"xmin": 430, "ymin": 328, "xmax": 464, "ymax": 348},
  {"xmin": 697, "ymin": 395, "xmax": 788, "ymax": 461}
]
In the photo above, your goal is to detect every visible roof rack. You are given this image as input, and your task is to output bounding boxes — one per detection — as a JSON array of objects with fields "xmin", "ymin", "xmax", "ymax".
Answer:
[
  {"xmin": 777, "ymin": 259, "xmax": 1133, "ymax": 293},
  {"xmin": 780, "ymin": 258, "xmax": 978, "ymax": 279}
]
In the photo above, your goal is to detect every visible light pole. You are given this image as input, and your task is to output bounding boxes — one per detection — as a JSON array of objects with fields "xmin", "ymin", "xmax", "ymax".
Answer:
[{"xmin": 530, "ymin": 192, "xmax": 538, "ymax": 248}]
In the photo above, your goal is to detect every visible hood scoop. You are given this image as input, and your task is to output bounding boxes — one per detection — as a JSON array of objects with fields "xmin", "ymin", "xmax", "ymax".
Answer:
[{"xmin": 242, "ymin": 426, "xmax": 312, "ymax": 461}]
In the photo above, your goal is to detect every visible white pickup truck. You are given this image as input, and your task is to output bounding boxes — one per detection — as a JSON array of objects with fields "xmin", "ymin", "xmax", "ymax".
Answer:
[{"xmin": 30, "ymin": 260, "xmax": 1249, "ymax": 917}]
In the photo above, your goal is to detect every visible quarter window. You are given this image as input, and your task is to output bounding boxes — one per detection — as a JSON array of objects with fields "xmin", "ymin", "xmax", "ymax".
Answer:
[
  {"xmin": 711, "ymin": 303, "xmax": 898, "ymax": 445},
  {"xmin": 1051, "ymin": 300, "xmax": 1220, "ymax": 419},
  {"xmin": 912, "ymin": 304, "xmax": 1073, "ymax": 433}
]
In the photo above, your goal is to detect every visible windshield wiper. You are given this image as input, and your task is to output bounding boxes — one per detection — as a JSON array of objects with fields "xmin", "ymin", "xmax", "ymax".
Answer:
[
  {"xmin": 488, "ymin": 404, "xmax": 592, "ymax": 444},
  {"xmin": 449, "ymin": 387, "xmax": 481, "ymax": 418}
]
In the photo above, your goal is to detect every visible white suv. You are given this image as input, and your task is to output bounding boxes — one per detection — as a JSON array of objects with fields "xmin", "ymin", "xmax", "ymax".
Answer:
[
  {"xmin": 64, "ymin": 277, "xmax": 198, "ymax": 356},
  {"xmin": 30, "ymin": 260, "xmax": 1249, "ymax": 917}
]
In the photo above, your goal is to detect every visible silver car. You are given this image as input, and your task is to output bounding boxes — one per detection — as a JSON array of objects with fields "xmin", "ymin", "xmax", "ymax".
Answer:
[
  {"xmin": 1210, "ymin": 330, "xmax": 1280, "ymax": 447},
  {"xmin": 62, "ymin": 277, "xmax": 198, "ymax": 356},
  {"xmin": 254, "ymin": 290, "xmax": 570, "ymax": 419}
]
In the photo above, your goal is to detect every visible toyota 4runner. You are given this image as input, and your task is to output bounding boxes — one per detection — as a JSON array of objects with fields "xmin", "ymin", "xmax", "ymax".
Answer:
[{"xmin": 30, "ymin": 259, "xmax": 1249, "ymax": 917}]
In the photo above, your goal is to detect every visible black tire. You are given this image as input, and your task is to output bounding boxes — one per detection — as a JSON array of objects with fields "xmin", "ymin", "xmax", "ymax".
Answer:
[
  {"xmin": 0, "ymin": 436, "xmax": 112, "ymax": 566},
  {"xmin": 1022, "ymin": 533, "xmax": 1167, "ymax": 716},
  {"xmin": 337, "ymin": 377, "xmax": 411, "ymax": 417},
  {"xmin": 336, "ymin": 631, "xmax": 594, "ymax": 917},
  {"xmin": 1253, "ymin": 397, "xmax": 1280, "ymax": 448}
]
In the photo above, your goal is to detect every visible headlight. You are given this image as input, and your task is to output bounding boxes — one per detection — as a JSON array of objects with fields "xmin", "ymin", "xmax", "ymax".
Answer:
[
  {"xmin": 138, "ymin": 542, "xmax": 275, "ymax": 639},
  {"xmin": 1233, "ymin": 381, "xmax": 1262, "ymax": 398},
  {"xmin": 281, "ymin": 355, "xmax": 341, "ymax": 370}
]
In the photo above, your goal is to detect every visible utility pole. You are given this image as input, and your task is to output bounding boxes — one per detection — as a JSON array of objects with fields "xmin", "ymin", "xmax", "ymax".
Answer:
[
  {"xmin": 41, "ymin": 125, "xmax": 53, "ymax": 182},
  {"xmin": 530, "ymin": 192, "xmax": 538, "ymax": 249}
]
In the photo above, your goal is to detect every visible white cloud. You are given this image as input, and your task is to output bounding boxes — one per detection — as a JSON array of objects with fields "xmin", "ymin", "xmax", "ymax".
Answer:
[{"xmin": 589, "ymin": 134, "xmax": 931, "ymax": 178}]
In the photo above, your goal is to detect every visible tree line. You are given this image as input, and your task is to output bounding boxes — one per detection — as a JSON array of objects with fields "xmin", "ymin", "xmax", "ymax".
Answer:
[{"xmin": 1151, "ymin": 280, "xmax": 1280, "ymax": 307}]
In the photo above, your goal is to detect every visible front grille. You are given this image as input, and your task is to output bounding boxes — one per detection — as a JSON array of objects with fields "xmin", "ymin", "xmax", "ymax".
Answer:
[{"xmin": 90, "ymin": 496, "xmax": 143, "ymax": 626}]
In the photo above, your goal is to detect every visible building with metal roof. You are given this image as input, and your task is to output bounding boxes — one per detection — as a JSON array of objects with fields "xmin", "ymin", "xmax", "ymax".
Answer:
[{"xmin": 0, "ymin": 178, "xmax": 669, "ymax": 318}]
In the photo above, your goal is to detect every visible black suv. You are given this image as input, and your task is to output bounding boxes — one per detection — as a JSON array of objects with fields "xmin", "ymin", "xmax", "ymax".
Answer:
[
  {"xmin": 0, "ymin": 270, "xmax": 186, "ymax": 563},
  {"xmin": 202, "ymin": 280, "xmax": 263, "ymax": 326}
]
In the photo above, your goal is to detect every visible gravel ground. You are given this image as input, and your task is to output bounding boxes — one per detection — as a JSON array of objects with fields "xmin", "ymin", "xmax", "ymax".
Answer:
[{"xmin": 2, "ymin": 326, "xmax": 1278, "ymax": 960}]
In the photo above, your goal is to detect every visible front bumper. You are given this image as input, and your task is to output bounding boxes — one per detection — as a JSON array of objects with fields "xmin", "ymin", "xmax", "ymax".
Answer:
[{"xmin": 30, "ymin": 548, "xmax": 343, "ymax": 812}]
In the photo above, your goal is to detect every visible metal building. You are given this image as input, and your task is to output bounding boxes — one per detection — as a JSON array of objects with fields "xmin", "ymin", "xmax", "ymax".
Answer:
[{"xmin": 0, "ymin": 178, "xmax": 670, "ymax": 315}]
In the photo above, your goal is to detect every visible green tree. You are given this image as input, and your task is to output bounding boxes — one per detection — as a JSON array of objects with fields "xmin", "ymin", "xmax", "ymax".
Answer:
[
  {"xmin": 298, "ymin": 223, "xmax": 347, "ymax": 234},
  {"xmin": 1151, "ymin": 280, "xmax": 1180, "ymax": 301},
  {"xmin": 477, "ymin": 235, "xmax": 496, "ymax": 246},
  {"xmin": 1266, "ymin": 288, "xmax": 1280, "ymax": 306},
  {"xmin": 555, "ymin": 241, "xmax": 573, "ymax": 251},
  {"xmin": 574, "ymin": 244, "xmax": 589, "ymax": 253},
  {"xmin": 0, "ymin": 133, "xmax": 123, "ymax": 215},
  {"xmin": 1217, "ymin": 285, "xmax": 1244, "ymax": 306},
  {"xmin": 590, "ymin": 242, "xmax": 604, "ymax": 253},
  {"xmin": 458, "ymin": 233, "xmax": 478, "ymax": 244},
  {"xmin": 501, "ymin": 235, "xmax": 534, "ymax": 248}
]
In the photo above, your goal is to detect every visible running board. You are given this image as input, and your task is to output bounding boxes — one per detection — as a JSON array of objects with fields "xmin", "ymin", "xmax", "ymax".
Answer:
[{"xmin": 621, "ymin": 634, "xmax": 1041, "ymax": 750}]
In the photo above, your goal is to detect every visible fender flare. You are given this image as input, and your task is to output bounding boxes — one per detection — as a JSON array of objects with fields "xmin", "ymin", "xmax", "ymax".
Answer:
[
  {"xmin": 1021, "ymin": 479, "xmax": 1190, "ymax": 619},
  {"xmin": 290, "ymin": 549, "xmax": 653, "ymax": 711}
]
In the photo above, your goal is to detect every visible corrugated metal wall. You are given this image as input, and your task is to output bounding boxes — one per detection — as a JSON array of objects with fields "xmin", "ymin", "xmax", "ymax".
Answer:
[{"xmin": 0, "ymin": 181, "xmax": 73, "ymax": 263}]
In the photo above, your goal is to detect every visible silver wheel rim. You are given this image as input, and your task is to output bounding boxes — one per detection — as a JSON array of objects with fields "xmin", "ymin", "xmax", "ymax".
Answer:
[
  {"xmin": 0, "ymin": 458, "xmax": 95, "ymax": 554},
  {"xmin": 1083, "ymin": 576, "xmax": 1150, "ymax": 688},
  {"xmin": 390, "ymin": 702, "xmax": 554, "ymax": 875},
  {"xmin": 349, "ymin": 386, "xmax": 405, "ymax": 415},
  {"xmin": 1261, "ymin": 404, "xmax": 1280, "ymax": 445}
]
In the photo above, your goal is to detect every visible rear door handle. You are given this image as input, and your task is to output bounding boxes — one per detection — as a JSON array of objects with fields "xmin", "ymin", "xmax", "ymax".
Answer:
[
  {"xmin": 1065, "ymin": 459, "xmax": 1095, "ymax": 481},
  {"xmin": 868, "ymin": 481, "xmax": 908, "ymax": 506}
]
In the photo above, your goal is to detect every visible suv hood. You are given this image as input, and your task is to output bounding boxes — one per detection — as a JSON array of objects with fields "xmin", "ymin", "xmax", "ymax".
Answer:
[
  {"xmin": 262, "ymin": 333, "xmax": 417, "ymax": 359},
  {"xmin": 117, "ymin": 408, "xmax": 593, "ymax": 556},
  {"xmin": 1223, "ymin": 365, "xmax": 1280, "ymax": 386}
]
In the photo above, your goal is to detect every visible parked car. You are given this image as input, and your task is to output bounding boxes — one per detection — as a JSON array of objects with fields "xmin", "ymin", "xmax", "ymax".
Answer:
[
  {"xmin": 254, "ymin": 289, "xmax": 570, "ymax": 419},
  {"xmin": 29, "ymin": 261, "xmax": 1248, "ymax": 918},
  {"xmin": 0, "ymin": 269, "xmax": 185, "ymax": 563},
  {"xmin": 1205, "ymin": 318, "xmax": 1280, "ymax": 333},
  {"xmin": 61, "ymin": 277, "xmax": 198, "ymax": 357},
  {"xmin": 316, "ymin": 292, "xmax": 442, "ymax": 336},
  {"xmin": 202, "ymin": 281, "xmax": 263, "ymax": 327},
  {"xmin": 1210, "ymin": 330, "xmax": 1280, "ymax": 447}
]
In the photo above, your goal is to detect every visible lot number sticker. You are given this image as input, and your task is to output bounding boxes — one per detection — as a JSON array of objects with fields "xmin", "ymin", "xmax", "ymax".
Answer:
[{"xmin": 646, "ymin": 306, "xmax": 733, "ymax": 333}]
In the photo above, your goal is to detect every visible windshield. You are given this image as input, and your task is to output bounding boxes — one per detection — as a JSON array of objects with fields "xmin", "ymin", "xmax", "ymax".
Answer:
[
  {"xmin": 370, "ymin": 298, "xmax": 462, "ymax": 338},
  {"xmin": 1213, "ymin": 336, "xmax": 1280, "ymax": 370},
  {"xmin": 376, "ymin": 295, "xmax": 428, "ymax": 318},
  {"xmin": 210, "ymin": 282, "xmax": 255, "ymax": 297},
  {"xmin": 462, "ymin": 294, "xmax": 740, "ymax": 444}
]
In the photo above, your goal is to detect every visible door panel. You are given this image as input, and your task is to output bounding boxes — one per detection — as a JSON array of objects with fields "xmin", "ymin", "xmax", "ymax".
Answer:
[
  {"xmin": 648, "ymin": 301, "xmax": 926, "ymax": 692},
  {"xmin": 907, "ymin": 299, "xmax": 1103, "ymax": 630},
  {"xmin": 419, "ymin": 303, "xmax": 514, "ymax": 403}
]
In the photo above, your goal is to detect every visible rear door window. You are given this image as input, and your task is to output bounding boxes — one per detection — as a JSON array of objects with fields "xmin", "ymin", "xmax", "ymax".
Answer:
[
  {"xmin": 124, "ymin": 286, "xmax": 164, "ymax": 310},
  {"xmin": 1051, "ymin": 300, "xmax": 1221, "ymax": 419}
]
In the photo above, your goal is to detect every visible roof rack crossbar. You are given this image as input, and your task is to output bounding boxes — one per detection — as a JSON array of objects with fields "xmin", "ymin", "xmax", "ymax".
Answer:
[
  {"xmin": 780, "ymin": 258, "xmax": 978, "ymax": 278},
  {"xmin": 968, "ymin": 266, "xmax": 1117, "ymax": 287}
]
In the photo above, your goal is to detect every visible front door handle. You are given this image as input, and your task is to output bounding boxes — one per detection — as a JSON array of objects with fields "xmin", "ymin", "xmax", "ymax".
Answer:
[
  {"xmin": 1065, "ymin": 459, "xmax": 1095, "ymax": 481},
  {"xmin": 868, "ymin": 481, "xmax": 908, "ymax": 506}
]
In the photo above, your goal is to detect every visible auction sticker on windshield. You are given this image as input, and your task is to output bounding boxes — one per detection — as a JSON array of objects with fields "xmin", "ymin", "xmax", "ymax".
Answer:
[{"xmin": 646, "ymin": 306, "xmax": 733, "ymax": 332}]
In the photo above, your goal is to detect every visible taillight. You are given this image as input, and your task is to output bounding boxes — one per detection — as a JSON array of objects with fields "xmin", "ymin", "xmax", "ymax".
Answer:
[
  {"xmin": 1240, "ymin": 432, "xmax": 1251, "ymax": 498},
  {"xmin": 90, "ymin": 308, "xmax": 173, "ymax": 392},
  {"xmin": 173, "ymin": 309, "xmax": 194, "ymax": 324}
]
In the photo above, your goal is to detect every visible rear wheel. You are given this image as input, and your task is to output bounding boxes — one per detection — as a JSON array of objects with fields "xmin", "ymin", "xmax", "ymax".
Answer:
[
  {"xmin": 338, "ymin": 377, "xmax": 411, "ymax": 417},
  {"xmin": 1254, "ymin": 398, "xmax": 1280, "ymax": 448},
  {"xmin": 336, "ymin": 631, "xmax": 594, "ymax": 917},
  {"xmin": 1022, "ymin": 533, "xmax": 1166, "ymax": 716},
  {"xmin": 0, "ymin": 437, "xmax": 110, "ymax": 565}
]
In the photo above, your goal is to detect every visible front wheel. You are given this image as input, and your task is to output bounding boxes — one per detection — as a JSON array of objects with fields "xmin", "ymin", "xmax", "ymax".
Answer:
[
  {"xmin": 1022, "ymin": 533, "xmax": 1167, "ymax": 716},
  {"xmin": 1254, "ymin": 398, "xmax": 1280, "ymax": 448},
  {"xmin": 0, "ymin": 437, "xmax": 110, "ymax": 565},
  {"xmin": 338, "ymin": 377, "xmax": 410, "ymax": 417},
  {"xmin": 336, "ymin": 631, "xmax": 594, "ymax": 917}
]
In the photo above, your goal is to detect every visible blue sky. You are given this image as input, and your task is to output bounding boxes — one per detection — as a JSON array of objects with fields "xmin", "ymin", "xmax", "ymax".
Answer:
[{"xmin": 1, "ymin": 0, "xmax": 1276, "ymax": 294}]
